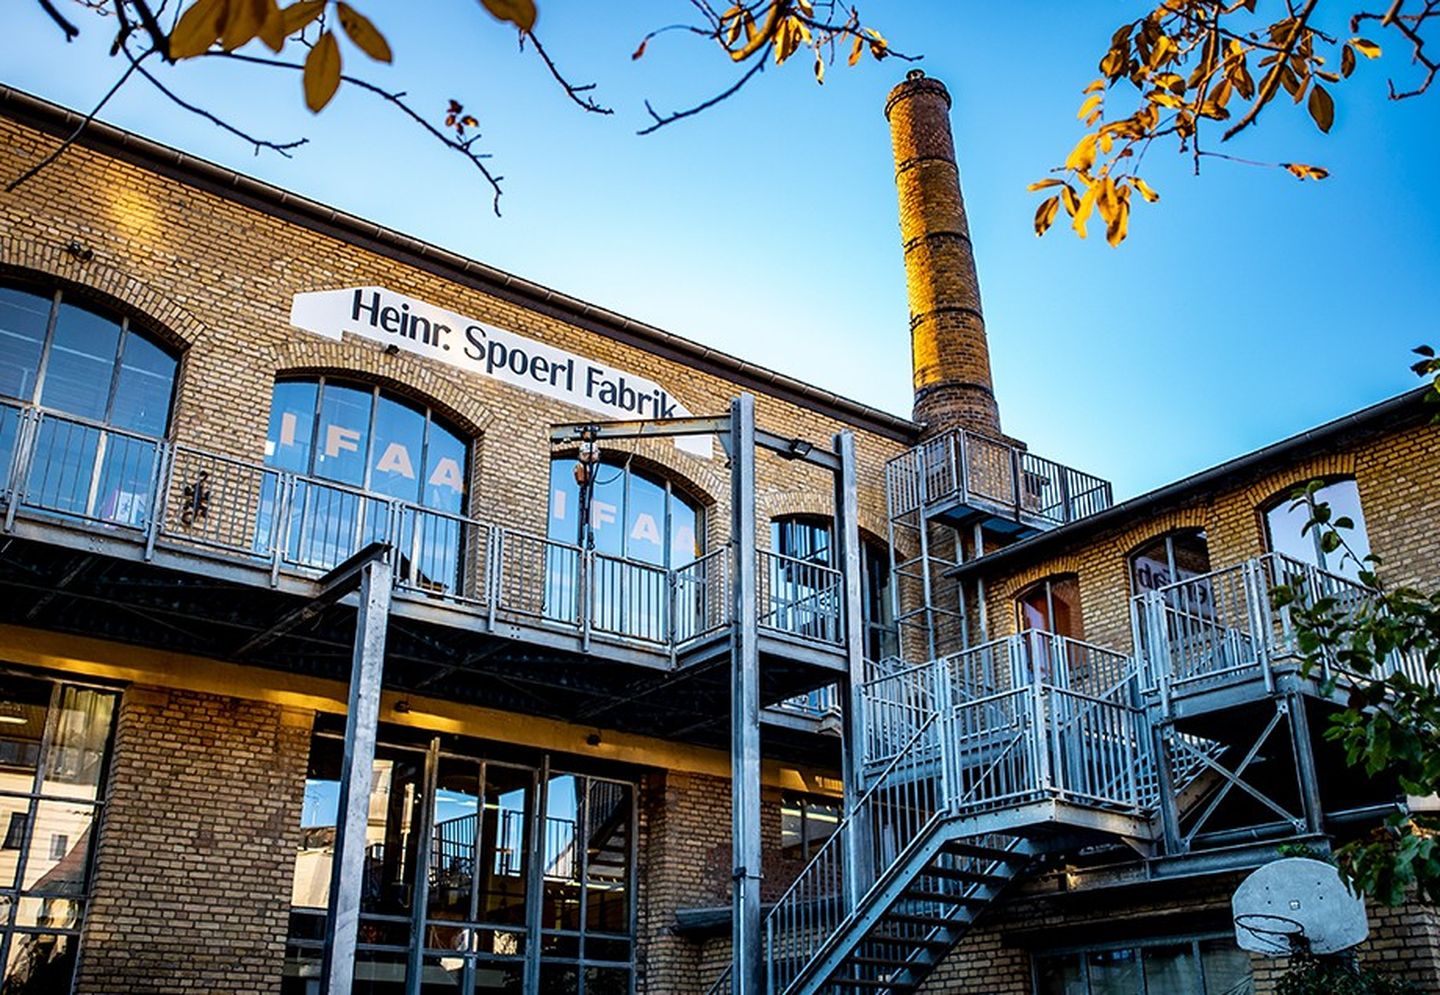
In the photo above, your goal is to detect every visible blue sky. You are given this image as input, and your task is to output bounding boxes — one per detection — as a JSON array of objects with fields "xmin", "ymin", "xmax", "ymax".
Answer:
[{"xmin": 4, "ymin": 2, "xmax": 1437, "ymax": 498}]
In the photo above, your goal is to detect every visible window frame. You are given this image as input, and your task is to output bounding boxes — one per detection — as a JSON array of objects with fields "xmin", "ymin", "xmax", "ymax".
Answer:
[
  {"xmin": 0, "ymin": 282, "xmax": 180, "ymax": 439},
  {"xmin": 1015, "ymin": 574, "xmax": 1084, "ymax": 640},
  {"xmin": 1031, "ymin": 930, "xmax": 1254, "ymax": 995},
  {"xmin": 547, "ymin": 454, "xmax": 706, "ymax": 568},
  {"xmin": 1261, "ymin": 477, "xmax": 1371, "ymax": 579},
  {"xmin": 1127, "ymin": 529, "xmax": 1211, "ymax": 601},
  {"xmin": 779, "ymin": 791, "xmax": 842, "ymax": 863}
]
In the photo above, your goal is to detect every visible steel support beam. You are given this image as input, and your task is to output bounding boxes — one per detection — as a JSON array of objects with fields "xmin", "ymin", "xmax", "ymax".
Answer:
[
  {"xmin": 1287, "ymin": 691, "xmax": 1325, "ymax": 835},
  {"xmin": 834, "ymin": 430, "xmax": 871, "ymax": 911},
  {"xmin": 729, "ymin": 394, "xmax": 764, "ymax": 995},
  {"xmin": 319, "ymin": 552, "xmax": 393, "ymax": 995}
]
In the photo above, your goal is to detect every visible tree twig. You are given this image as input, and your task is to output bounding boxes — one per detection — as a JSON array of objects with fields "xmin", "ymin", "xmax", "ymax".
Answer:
[
  {"xmin": 36, "ymin": 0, "xmax": 79, "ymax": 41},
  {"xmin": 1222, "ymin": 0, "xmax": 1320, "ymax": 140},
  {"xmin": 525, "ymin": 33, "xmax": 614, "ymax": 115},
  {"xmin": 6, "ymin": 50, "xmax": 150, "ymax": 192},
  {"xmin": 211, "ymin": 51, "xmax": 506, "ymax": 214},
  {"xmin": 638, "ymin": 57, "xmax": 766, "ymax": 135}
]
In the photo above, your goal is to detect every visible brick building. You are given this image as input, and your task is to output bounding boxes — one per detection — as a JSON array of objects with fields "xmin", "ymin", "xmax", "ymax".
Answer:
[{"xmin": 0, "ymin": 67, "xmax": 1434, "ymax": 995}]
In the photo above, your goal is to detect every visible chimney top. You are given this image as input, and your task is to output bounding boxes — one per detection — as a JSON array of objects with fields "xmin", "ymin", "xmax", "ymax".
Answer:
[{"xmin": 885, "ymin": 69, "xmax": 951, "ymax": 118}]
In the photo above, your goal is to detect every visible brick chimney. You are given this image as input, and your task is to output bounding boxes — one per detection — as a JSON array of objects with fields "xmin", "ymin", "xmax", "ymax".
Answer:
[{"xmin": 886, "ymin": 70, "xmax": 1001, "ymax": 439}]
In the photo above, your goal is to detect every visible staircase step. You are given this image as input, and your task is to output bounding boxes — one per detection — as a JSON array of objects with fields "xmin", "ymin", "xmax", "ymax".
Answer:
[
  {"xmin": 901, "ymin": 887, "xmax": 985, "ymax": 904},
  {"xmin": 867, "ymin": 932, "xmax": 951, "ymax": 948},
  {"xmin": 940, "ymin": 840, "xmax": 1025, "ymax": 863},
  {"xmin": 847, "ymin": 955, "xmax": 918, "ymax": 968},
  {"xmin": 881, "ymin": 911, "xmax": 956, "ymax": 929},
  {"xmin": 921, "ymin": 864, "xmax": 1009, "ymax": 885},
  {"xmin": 827, "ymin": 978, "xmax": 914, "ymax": 992}
]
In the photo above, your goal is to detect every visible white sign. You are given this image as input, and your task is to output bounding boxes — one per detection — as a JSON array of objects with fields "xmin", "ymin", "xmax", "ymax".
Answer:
[{"xmin": 289, "ymin": 287, "xmax": 712, "ymax": 458}]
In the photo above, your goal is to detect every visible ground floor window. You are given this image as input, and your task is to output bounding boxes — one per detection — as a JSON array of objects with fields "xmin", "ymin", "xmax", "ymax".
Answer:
[
  {"xmin": 780, "ymin": 793, "xmax": 841, "ymax": 862},
  {"xmin": 1034, "ymin": 933, "xmax": 1253, "ymax": 995},
  {"xmin": 0, "ymin": 672, "xmax": 119, "ymax": 995},
  {"xmin": 284, "ymin": 727, "xmax": 636, "ymax": 995}
]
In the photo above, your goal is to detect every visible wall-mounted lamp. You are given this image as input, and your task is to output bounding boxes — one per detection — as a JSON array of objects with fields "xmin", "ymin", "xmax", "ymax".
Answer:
[
  {"xmin": 781, "ymin": 438, "xmax": 813, "ymax": 461},
  {"xmin": 64, "ymin": 240, "xmax": 95, "ymax": 263}
]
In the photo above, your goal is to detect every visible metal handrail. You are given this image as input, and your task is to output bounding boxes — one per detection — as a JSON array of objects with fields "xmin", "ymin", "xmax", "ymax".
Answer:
[
  {"xmin": 0, "ymin": 399, "xmax": 862, "ymax": 659},
  {"xmin": 884, "ymin": 426, "xmax": 1113, "ymax": 528}
]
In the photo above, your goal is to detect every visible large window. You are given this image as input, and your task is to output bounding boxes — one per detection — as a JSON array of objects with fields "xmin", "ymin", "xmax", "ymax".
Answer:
[
  {"xmin": 263, "ymin": 378, "xmax": 470, "ymax": 587},
  {"xmin": 1130, "ymin": 530, "xmax": 1213, "ymax": 618},
  {"xmin": 1034, "ymin": 934, "xmax": 1253, "ymax": 995},
  {"xmin": 545, "ymin": 457, "xmax": 704, "ymax": 640},
  {"xmin": 1263, "ymin": 478, "xmax": 1371, "ymax": 582},
  {"xmin": 1017, "ymin": 575, "xmax": 1083, "ymax": 640},
  {"xmin": 0, "ymin": 673, "xmax": 120, "ymax": 995},
  {"xmin": 285, "ymin": 728, "xmax": 636, "ymax": 995},
  {"xmin": 764, "ymin": 517, "xmax": 894, "ymax": 654},
  {"xmin": 0, "ymin": 283, "xmax": 179, "ymax": 527},
  {"xmin": 780, "ymin": 793, "xmax": 841, "ymax": 862}
]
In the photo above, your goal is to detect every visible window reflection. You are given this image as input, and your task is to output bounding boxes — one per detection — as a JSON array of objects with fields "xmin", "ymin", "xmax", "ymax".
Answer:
[
  {"xmin": 1264, "ymin": 478, "xmax": 1372, "ymax": 582},
  {"xmin": 0, "ymin": 284, "xmax": 179, "ymax": 531},
  {"xmin": 0, "ymin": 675, "xmax": 118, "ymax": 995},
  {"xmin": 261, "ymin": 377, "xmax": 471, "ymax": 590},
  {"xmin": 1033, "ymin": 937, "xmax": 1253, "ymax": 995}
]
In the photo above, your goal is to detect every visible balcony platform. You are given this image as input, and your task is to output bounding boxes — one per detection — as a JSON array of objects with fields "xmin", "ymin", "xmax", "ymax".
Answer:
[{"xmin": 0, "ymin": 489, "xmax": 852, "ymax": 760}]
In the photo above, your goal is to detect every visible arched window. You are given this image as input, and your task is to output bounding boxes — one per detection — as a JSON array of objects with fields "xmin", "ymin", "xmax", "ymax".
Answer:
[
  {"xmin": 262, "ymin": 377, "xmax": 470, "ymax": 588},
  {"xmin": 546, "ymin": 457, "xmax": 702, "ymax": 568},
  {"xmin": 545, "ymin": 456, "xmax": 705, "ymax": 640},
  {"xmin": 763, "ymin": 517, "xmax": 893, "ymax": 653},
  {"xmin": 1263, "ymin": 478, "xmax": 1371, "ymax": 581},
  {"xmin": 1130, "ymin": 530, "xmax": 1212, "ymax": 609},
  {"xmin": 0, "ymin": 282, "xmax": 179, "ymax": 527},
  {"xmin": 1016, "ymin": 575, "xmax": 1083, "ymax": 639}
]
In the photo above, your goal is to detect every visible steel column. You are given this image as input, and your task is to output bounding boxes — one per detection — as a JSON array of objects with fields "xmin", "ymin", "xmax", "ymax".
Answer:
[
  {"xmin": 729, "ymin": 394, "xmax": 764, "ymax": 995},
  {"xmin": 319, "ymin": 553, "xmax": 393, "ymax": 995},
  {"xmin": 834, "ymin": 430, "xmax": 870, "ymax": 910},
  {"xmin": 1287, "ymin": 690, "xmax": 1326, "ymax": 835}
]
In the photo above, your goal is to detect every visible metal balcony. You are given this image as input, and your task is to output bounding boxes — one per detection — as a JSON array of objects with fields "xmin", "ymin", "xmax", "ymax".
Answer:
[
  {"xmin": 1131, "ymin": 552, "xmax": 1428, "ymax": 717},
  {"xmin": 886, "ymin": 428, "xmax": 1112, "ymax": 536},
  {"xmin": 0, "ymin": 400, "xmax": 851, "ymax": 674}
]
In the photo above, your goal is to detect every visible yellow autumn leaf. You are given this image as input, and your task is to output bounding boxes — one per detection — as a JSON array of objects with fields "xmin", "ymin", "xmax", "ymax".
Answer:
[
  {"xmin": 220, "ymin": 0, "xmax": 269, "ymax": 51},
  {"xmin": 1028, "ymin": 179, "xmax": 1064, "ymax": 192},
  {"xmin": 814, "ymin": 52, "xmax": 824, "ymax": 84},
  {"xmin": 1105, "ymin": 192, "xmax": 1130, "ymax": 247},
  {"xmin": 303, "ymin": 29, "xmax": 343, "ymax": 112},
  {"xmin": 257, "ymin": 0, "xmax": 286, "ymax": 52},
  {"xmin": 1034, "ymin": 196, "xmax": 1061, "ymax": 237},
  {"xmin": 1132, "ymin": 177, "xmax": 1160, "ymax": 203},
  {"xmin": 337, "ymin": 3, "xmax": 392, "ymax": 63},
  {"xmin": 281, "ymin": 0, "xmax": 325, "ymax": 34},
  {"xmin": 169, "ymin": 0, "xmax": 227, "ymax": 59},
  {"xmin": 1350, "ymin": 38, "xmax": 1382, "ymax": 58},
  {"xmin": 1077, "ymin": 93, "xmax": 1103, "ymax": 121},
  {"xmin": 1284, "ymin": 162, "xmax": 1330, "ymax": 180},
  {"xmin": 479, "ymin": 0, "xmax": 537, "ymax": 32},
  {"xmin": 1308, "ymin": 84, "xmax": 1334, "ymax": 132},
  {"xmin": 1064, "ymin": 133, "xmax": 1098, "ymax": 173},
  {"xmin": 1072, "ymin": 182, "xmax": 1099, "ymax": 238}
]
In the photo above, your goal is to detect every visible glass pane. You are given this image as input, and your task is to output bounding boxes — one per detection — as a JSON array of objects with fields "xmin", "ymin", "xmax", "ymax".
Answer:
[
  {"xmin": 314, "ymin": 382, "xmax": 372, "ymax": 487},
  {"xmin": 623, "ymin": 474, "xmax": 666, "ymax": 565},
  {"xmin": 587, "ymin": 466, "xmax": 625, "ymax": 558},
  {"xmin": 0, "ymin": 800, "xmax": 32, "ymax": 891},
  {"xmin": 1199, "ymin": 938, "xmax": 1254, "ymax": 995},
  {"xmin": 1035, "ymin": 954, "xmax": 1084, "ymax": 995},
  {"xmin": 39, "ymin": 686, "xmax": 116, "ymax": 800},
  {"xmin": 26, "ymin": 418, "xmax": 100, "ymax": 517},
  {"xmin": 584, "ymin": 780, "xmax": 630, "ymax": 933},
  {"xmin": 1316, "ymin": 479, "xmax": 1371, "ymax": 580},
  {"xmin": 780, "ymin": 797, "xmax": 803, "ymax": 860},
  {"xmin": 419, "ymin": 955, "xmax": 466, "ymax": 993},
  {"xmin": 93, "ymin": 435, "xmax": 159, "ymax": 528},
  {"xmin": 1088, "ymin": 947, "xmax": 1142, "ymax": 995},
  {"xmin": 584, "ymin": 966, "xmax": 629, "ymax": 995},
  {"xmin": 39, "ymin": 303, "xmax": 121, "ymax": 422},
  {"xmin": 548, "ymin": 461, "xmax": 583, "ymax": 547},
  {"xmin": 266, "ymin": 380, "xmax": 319, "ymax": 473},
  {"xmin": 354, "ymin": 948, "xmax": 408, "ymax": 995},
  {"xmin": 1050, "ymin": 577, "xmax": 1083, "ymax": 640},
  {"xmin": 281, "ymin": 944, "xmax": 322, "ymax": 995},
  {"xmin": 364, "ymin": 751, "xmax": 424, "ymax": 919},
  {"xmin": 1130, "ymin": 537, "xmax": 1173, "ymax": 599},
  {"xmin": 542, "ymin": 775, "xmax": 582, "ymax": 932},
  {"xmin": 370, "ymin": 395, "xmax": 425, "ymax": 504},
  {"xmin": 772, "ymin": 518, "xmax": 831, "ymax": 565},
  {"xmin": 429, "ymin": 758, "xmax": 481, "ymax": 923},
  {"xmin": 1018, "ymin": 586, "xmax": 1050, "ymax": 632},
  {"xmin": 15, "ymin": 896, "xmax": 81, "ymax": 930},
  {"xmin": 480, "ymin": 766, "xmax": 531, "ymax": 927},
  {"xmin": 472, "ymin": 960, "xmax": 524, "ymax": 994},
  {"xmin": 538, "ymin": 962, "xmax": 578, "ymax": 995},
  {"xmin": 1265, "ymin": 496, "xmax": 1317, "ymax": 569},
  {"xmin": 0, "ymin": 288, "xmax": 50, "ymax": 403},
  {"xmin": 109, "ymin": 331, "xmax": 176, "ymax": 436},
  {"xmin": 668, "ymin": 492, "xmax": 701, "ymax": 568},
  {"xmin": 1143, "ymin": 942, "xmax": 1202, "ymax": 995},
  {"xmin": 2, "ymin": 931, "xmax": 76, "ymax": 995},
  {"xmin": 0, "ymin": 677, "xmax": 51, "ymax": 780},
  {"xmin": 423, "ymin": 421, "xmax": 467, "ymax": 515},
  {"xmin": 21, "ymin": 800, "xmax": 96, "ymax": 895}
]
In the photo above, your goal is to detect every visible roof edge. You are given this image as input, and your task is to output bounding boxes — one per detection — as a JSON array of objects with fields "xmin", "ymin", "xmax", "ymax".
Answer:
[
  {"xmin": 0, "ymin": 85, "xmax": 920, "ymax": 444},
  {"xmin": 953, "ymin": 384, "xmax": 1434, "ymax": 578}
]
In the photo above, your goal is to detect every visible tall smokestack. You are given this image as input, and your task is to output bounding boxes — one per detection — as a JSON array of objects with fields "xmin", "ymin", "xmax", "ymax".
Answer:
[{"xmin": 886, "ymin": 70, "xmax": 1001, "ymax": 439}]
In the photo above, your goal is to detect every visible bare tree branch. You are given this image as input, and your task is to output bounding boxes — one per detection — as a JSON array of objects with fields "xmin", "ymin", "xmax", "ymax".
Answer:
[
  {"xmin": 211, "ymin": 51, "xmax": 506, "ymax": 214},
  {"xmin": 524, "ymin": 33, "xmax": 614, "ymax": 115},
  {"xmin": 638, "ymin": 57, "xmax": 766, "ymax": 135},
  {"xmin": 37, "ymin": 0, "xmax": 79, "ymax": 41},
  {"xmin": 6, "ymin": 50, "xmax": 151, "ymax": 192}
]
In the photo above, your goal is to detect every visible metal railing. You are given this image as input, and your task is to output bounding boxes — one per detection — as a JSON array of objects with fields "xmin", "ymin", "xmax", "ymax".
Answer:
[
  {"xmin": 1133, "ymin": 552, "xmax": 1428, "ymax": 708},
  {"xmin": 758, "ymin": 549, "xmax": 844, "ymax": 645},
  {"xmin": 886, "ymin": 426, "xmax": 1113, "ymax": 530},
  {"xmin": 0, "ymin": 401, "xmax": 855, "ymax": 659}
]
